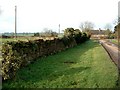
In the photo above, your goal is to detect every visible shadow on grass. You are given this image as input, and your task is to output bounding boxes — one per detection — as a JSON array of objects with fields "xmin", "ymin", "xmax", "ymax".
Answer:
[
  {"xmin": 47, "ymin": 66, "xmax": 91, "ymax": 80},
  {"xmin": 3, "ymin": 40, "xmax": 100, "ymax": 88}
]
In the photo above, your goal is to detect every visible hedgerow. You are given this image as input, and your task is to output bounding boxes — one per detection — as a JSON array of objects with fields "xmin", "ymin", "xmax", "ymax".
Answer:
[{"xmin": 1, "ymin": 29, "xmax": 90, "ymax": 80}]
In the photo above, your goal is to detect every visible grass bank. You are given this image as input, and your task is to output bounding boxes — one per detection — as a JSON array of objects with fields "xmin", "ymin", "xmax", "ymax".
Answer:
[
  {"xmin": 108, "ymin": 39, "xmax": 120, "ymax": 46},
  {"xmin": 110, "ymin": 39, "xmax": 118, "ymax": 44},
  {"xmin": 3, "ymin": 40, "xmax": 118, "ymax": 88}
]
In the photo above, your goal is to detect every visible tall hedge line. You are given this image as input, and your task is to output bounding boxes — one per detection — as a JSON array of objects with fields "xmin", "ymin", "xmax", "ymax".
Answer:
[{"xmin": 1, "ymin": 32, "xmax": 89, "ymax": 80}]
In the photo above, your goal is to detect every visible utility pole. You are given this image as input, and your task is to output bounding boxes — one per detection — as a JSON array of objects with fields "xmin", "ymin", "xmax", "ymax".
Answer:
[
  {"xmin": 117, "ymin": 1, "xmax": 120, "ymax": 86},
  {"xmin": 0, "ymin": 6, "xmax": 2, "ymax": 15},
  {"xmin": 118, "ymin": 1, "xmax": 120, "ymax": 43},
  {"xmin": 59, "ymin": 24, "xmax": 60, "ymax": 34},
  {"xmin": 15, "ymin": 6, "xmax": 17, "ymax": 39}
]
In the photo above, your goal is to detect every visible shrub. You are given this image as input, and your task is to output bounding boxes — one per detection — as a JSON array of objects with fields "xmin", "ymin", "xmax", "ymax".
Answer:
[
  {"xmin": 2, "ymin": 38, "xmax": 68, "ymax": 80},
  {"xmin": 2, "ymin": 28, "xmax": 90, "ymax": 80},
  {"xmin": 74, "ymin": 32, "xmax": 82, "ymax": 44}
]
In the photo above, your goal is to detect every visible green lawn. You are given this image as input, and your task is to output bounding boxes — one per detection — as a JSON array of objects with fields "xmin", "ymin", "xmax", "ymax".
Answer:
[
  {"xmin": 109, "ymin": 39, "xmax": 120, "ymax": 46},
  {"xmin": 2, "ymin": 40, "xmax": 118, "ymax": 88},
  {"xmin": 110, "ymin": 39, "xmax": 118, "ymax": 44}
]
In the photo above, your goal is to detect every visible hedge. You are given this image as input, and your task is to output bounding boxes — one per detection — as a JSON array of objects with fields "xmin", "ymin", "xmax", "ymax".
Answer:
[{"xmin": 1, "ymin": 33, "xmax": 89, "ymax": 80}]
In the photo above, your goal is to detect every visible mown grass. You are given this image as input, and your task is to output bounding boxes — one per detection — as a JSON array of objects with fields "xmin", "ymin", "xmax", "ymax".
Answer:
[
  {"xmin": 109, "ymin": 39, "xmax": 120, "ymax": 46},
  {"xmin": 111, "ymin": 39, "xmax": 118, "ymax": 44},
  {"xmin": 2, "ymin": 40, "xmax": 118, "ymax": 88}
]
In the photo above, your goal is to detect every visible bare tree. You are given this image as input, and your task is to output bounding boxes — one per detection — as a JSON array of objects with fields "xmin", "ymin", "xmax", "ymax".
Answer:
[
  {"xmin": 43, "ymin": 28, "xmax": 52, "ymax": 34},
  {"xmin": 42, "ymin": 28, "xmax": 58, "ymax": 37},
  {"xmin": 104, "ymin": 23, "xmax": 112, "ymax": 30},
  {"xmin": 113, "ymin": 17, "xmax": 120, "ymax": 25},
  {"xmin": 114, "ymin": 23, "xmax": 120, "ymax": 39},
  {"xmin": 79, "ymin": 21, "xmax": 94, "ymax": 33}
]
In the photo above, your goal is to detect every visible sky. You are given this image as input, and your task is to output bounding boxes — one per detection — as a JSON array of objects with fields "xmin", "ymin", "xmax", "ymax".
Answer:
[{"xmin": 0, "ymin": 0, "xmax": 119, "ymax": 33}]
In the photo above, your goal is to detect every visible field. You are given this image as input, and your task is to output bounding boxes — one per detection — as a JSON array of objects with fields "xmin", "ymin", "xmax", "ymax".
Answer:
[
  {"xmin": 2, "ymin": 40, "xmax": 118, "ymax": 88},
  {"xmin": 0, "ymin": 33, "xmax": 64, "ymax": 43},
  {"xmin": 0, "ymin": 37, "xmax": 43, "ymax": 43}
]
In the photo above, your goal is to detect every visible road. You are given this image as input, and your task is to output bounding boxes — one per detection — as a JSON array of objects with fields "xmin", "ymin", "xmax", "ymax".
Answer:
[{"xmin": 99, "ymin": 40, "xmax": 120, "ymax": 69}]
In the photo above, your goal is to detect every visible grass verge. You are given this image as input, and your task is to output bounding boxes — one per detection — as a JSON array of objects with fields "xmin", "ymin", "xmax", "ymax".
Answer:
[
  {"xmin": 109, "ymin": 39, "xmax": 120, "ymax": 46},
  {"xmin": 2, "ymin": 40, "xmax": 118, "ymax": 88}
]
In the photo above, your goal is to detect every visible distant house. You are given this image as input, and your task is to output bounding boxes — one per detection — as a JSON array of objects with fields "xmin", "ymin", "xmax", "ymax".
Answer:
[{"xmin": 90, "ymin": 30, "xmax": 108, "ymax": 39}]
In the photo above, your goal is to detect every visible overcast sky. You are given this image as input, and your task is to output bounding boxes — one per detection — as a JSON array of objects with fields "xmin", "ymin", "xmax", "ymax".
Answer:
[{"xmin": 0, "ymin": 0, "xmax": 119, "ymax": 33}]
